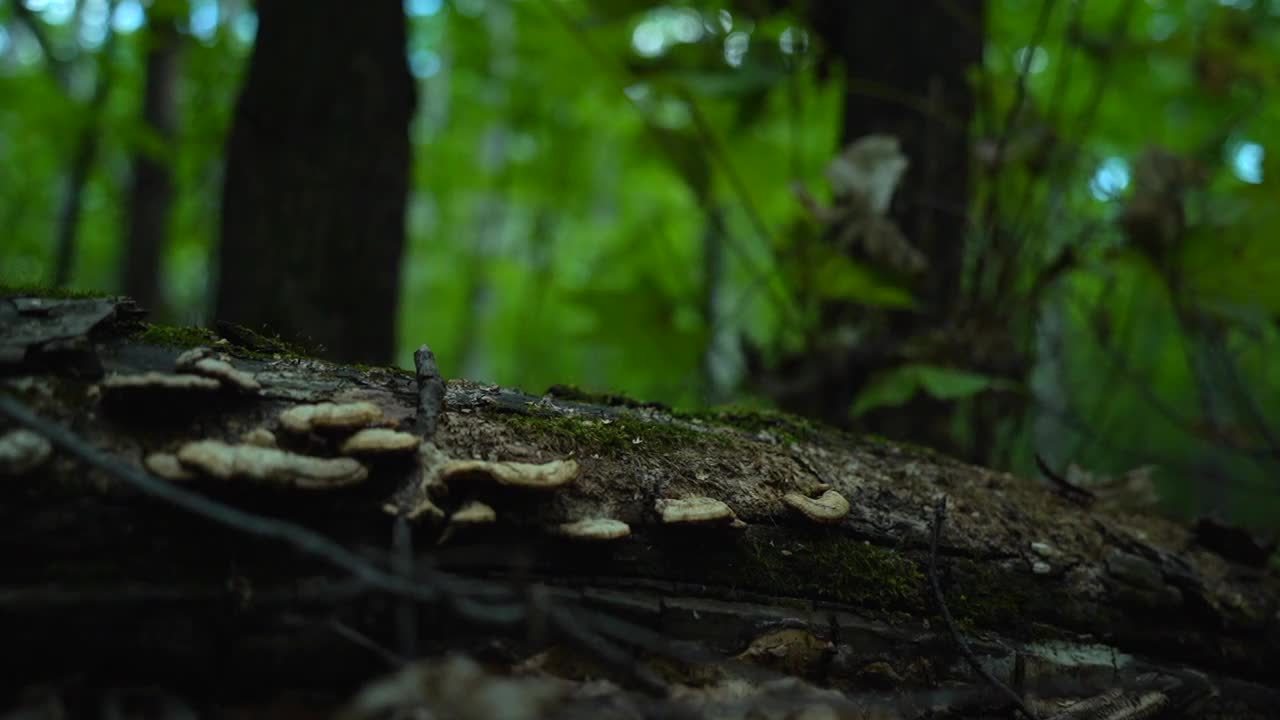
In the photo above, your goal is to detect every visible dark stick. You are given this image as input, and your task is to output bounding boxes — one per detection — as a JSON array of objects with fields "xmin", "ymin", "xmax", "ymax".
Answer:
[
  {"xmin": 392, "ymin": 516, "xmax": 419, "ymax": 658},
  {"xmin": 927, "ymin": 496, "xmax": 1040, "ymax": 720},
  {"xmin": 1034, "ymin": 452, "xmax": 1094, "ymax": 503},
  {"xmin": 413, "ymin": 345, "xmax": 446, "ymax": 439}
]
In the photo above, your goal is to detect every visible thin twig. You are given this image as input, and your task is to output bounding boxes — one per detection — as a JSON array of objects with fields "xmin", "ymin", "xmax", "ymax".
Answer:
[
  {"xmin": 330, "ymin": 618, "xmax": 406, "ymax": 668},
  {"xmin": 927, "ymin": 496, "xmax": 1039, "ymax": 720},
  {"xmin": 392, "ymin": 516, "xmax": 419, "ymax": 658},
  {"xmin": 1034, "ymin": 453, "xmax": 1095, "ymax": 503}
]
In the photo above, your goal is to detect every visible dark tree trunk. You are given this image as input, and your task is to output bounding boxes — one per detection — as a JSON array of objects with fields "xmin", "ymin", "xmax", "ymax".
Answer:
[
  {"xmin": 121, "ymin": 16, "xmax": 181, "ymax": 315},
  {"xmin": 216, "ymin": 2, "xmax": 416, "ymax": 364},
  {"xmin": 763, "ymin": 1, "xmax": 988, "ymax": 461},
  {"xmin": 815, "ymin": 1, "xmax": 983, "ymax": 316}
]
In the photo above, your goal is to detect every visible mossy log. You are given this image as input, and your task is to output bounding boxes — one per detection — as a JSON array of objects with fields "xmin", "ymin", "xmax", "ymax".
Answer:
[{"xmin": 1, "ymin": 292, "xmax": 1277, "ymax": 719}]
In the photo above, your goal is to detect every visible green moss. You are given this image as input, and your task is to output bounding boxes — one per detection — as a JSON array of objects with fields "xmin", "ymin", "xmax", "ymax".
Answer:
[
  {"xmin": 0, "ymin": 284, "xmax": 113, "ymax": 300},
  {"xmin": 133, "ymin": 323, "xmax": 221, "ymax": 349},
  {"xmin": 210, "ymin": 321, "xmax": 314, "ymax": 358},
  {"xmin": 738, "ymin": 532, "xmax": 928, "ymax": 612},
  {"xmin": 342, "ymin": 362, "xmax": 414, "ymax": 377},
  {"xmin": 676, "ymin": 404, "xmax": 833, "ymax": 445},
  {"xmin": 497, "ymin": 411, "xmax": 729, "ymax": 457}
]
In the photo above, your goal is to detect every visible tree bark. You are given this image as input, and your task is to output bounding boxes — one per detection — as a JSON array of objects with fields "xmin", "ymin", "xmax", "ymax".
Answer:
[
  {"xmin": 1, "ymin": 292, "xmax": 1276, "ymax": 718},
  {"xmin": 216, "ymin": 2, "xmax": 416, "ymax": 364},
  {"xmin": 121, "ymin": 16, "xmax": 181, "ymax": 315}
]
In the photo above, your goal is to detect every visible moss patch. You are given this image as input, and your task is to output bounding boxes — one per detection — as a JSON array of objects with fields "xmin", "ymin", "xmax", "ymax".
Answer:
[
  {"xmin": 497, "ymin": 411, "xmax": 733, "ymax": 458},
  {"xmin": 133, "ymin": 324, "xmax": 221, "ymax": 349},
  {"xmin": 0, "ymin": 284, "xmax": 114, "ymax": 300},
  {"xmin": 735, "ymin": 531, "xmax": 929, "ymax": 613}
]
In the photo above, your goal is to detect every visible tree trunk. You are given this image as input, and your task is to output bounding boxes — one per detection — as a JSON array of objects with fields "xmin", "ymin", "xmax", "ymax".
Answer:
[
  {"xmin": 121, "ymin": 16, "xmax": 181, "ymax": 315},
  {"xmin": 216, "ymin": 1, "xmax": 416, "ymax": 364},
  {"xmin": 762, "ymin": 1, "xmax": 991, "ymax": 462},
  {"xmin": 2, "ymin": 291, "xmax": 1276, "ymax": 719}
]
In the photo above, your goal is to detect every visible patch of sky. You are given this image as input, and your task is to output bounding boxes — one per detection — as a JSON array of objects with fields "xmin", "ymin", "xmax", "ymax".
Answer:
[
  {"xmin": 632, "ymin": 7, "xmax": 707, "ymax": 58},
  {"xmin": 1228, "ymin": 140, "xmax": 1264, "ymax": 184},
  {"xmin": 112, "ymin": 0, "xmax": 146, "ymax": 34},
  {"xmin": 405, "ymin": 0, "xmax": 443, "ymax": 17},
  {"xmin": 78, "ymin": 0, "xmax": 110, "ymax": 49},
  {"xmin": 190, "ymin": 0, "xmax": 219, "ymax": 42},
  {"xmin": 1089, "ymin": 157, "xmax": 1131, "ymax": 200},
  {"xmin": 410, "ymin": 48, "xmax": 442, "ymax": 79}
]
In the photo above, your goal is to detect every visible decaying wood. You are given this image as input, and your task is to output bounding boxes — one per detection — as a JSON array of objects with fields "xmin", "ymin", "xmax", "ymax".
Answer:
[{"xmin": 1, "ymin": 293, "xmax": 1277, "ymax": 719}]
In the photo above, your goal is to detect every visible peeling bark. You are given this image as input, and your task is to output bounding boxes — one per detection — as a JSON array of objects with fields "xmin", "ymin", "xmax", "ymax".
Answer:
[{"xmin": 1, "ymin": 293, "xmax": 1276, "ymax": 718}]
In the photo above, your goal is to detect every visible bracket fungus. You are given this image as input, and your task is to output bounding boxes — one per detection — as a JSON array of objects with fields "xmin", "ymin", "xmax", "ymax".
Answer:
[
  {"xmin": 176, "ymin": 347, "xmax": 261, "ymax": 393},
  {"xmin": 241, "ymin": 428, "xmax": 278, "ymax": 448},
  {"xmin": 340, "ymin": 428, "xmax": 420, "ymax": 456},
  {"xmin": 439, "ymin": 458, "xmax": 579, "ymax": 491},
  {"xmin": 449, "ymin": 500, "xmax": 497, "ymax": 526},
  {"xmin": 144, "ymin": 452, "xmax": 196, "ymax": 481},
  {"xmin": 103, "ymin": 371, "xmax": 221, "ymax": 395},
  {"xmin": 782, "ymin": 489, "xmax": 851, "ymax": 525},
  {"xmin": 99, "ymin": 372, "xmax": 223, "ymax": 417},
  {"xmin": 279, "ymin": 401, "xmax": 384, "ymax": 434},
  {"xmin": 0, "ymin": 429, "xmax": 52, "ymax": 476},
  {"xmin": 656, "ymin": 496, "xmax": 737, "ymax": 526},
  {"xmin": 556, "ymin": 518, "xmax": 631, "ymax": 542},
  {"xmin": 176, "ymin": 440, "xmax": 368, "ymax": 489}
]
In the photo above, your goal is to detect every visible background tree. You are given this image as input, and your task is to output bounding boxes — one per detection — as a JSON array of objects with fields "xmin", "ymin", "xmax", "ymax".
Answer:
[
  {"xmin": 215, "ymin": 1, "xmax": 417, "ymax": 363},
  {"xmin": 121, "ymin": 6, "xmax": 181, "ymax": 314}
]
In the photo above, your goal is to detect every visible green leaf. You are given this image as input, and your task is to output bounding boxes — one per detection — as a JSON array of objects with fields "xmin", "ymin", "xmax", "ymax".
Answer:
[
  {"xmin": 811, "ymin": 249, "xmax": 916, "ymax": 308},
  {"xmin": 851, "ymin": 364, "xmax": 1011, "ymax": 416}
]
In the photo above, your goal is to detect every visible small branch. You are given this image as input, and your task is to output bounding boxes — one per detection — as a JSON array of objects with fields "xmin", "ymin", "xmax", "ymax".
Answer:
[
  {"xmin": 1034, "ymin": 453, "xmax": 1095, "ymax": 504},
  {"xmin": 413, "ymin": 344, "xmax": 446, "ymax": 439},
  {"xmin": 392, "ymin": 516, "xmax": 419, "ymax": 658},
  {"xmin": 927, "ymin": 496, "xmax": 1039, "ymax": 720}
]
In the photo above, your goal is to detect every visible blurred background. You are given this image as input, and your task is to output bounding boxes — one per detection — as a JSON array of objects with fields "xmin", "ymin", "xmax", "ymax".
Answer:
[{"xmin": 1, "ymin": 0, "xmax": 1278, "ymax": 530}]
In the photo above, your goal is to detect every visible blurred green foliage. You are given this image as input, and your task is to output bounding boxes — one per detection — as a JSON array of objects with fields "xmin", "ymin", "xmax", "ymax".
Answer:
[{"xmin": 1, "ymin": 0, "xmax": 1279, "ymax": 526}]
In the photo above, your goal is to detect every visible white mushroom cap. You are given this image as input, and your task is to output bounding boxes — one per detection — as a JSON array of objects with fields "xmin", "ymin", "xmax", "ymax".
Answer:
[
  {"xmin": 440, "ymin": 458, "xmax": 579, "ymax": 490},
  {"xmin": 0, "ymin": 429, "xmax": 51, "ymax": 475},
  {"xmin": 241, "ymin": 428, "xmax": 278, "ymax": 448},
  {"xmin": 144, "ymin": 452, "xmax": 195, "ymax": 481},
  {"xmin": 176, "ymin": 440, "xmax": 367, "ymax": 489},
  {"xmin": 104, "ymin": 372, "xmax": 220, "ymax": 392},
  {"xmin": 279, "ymin": 401, "xmax": 384, "ymax": 433},
  {"xmin": 178, "ymin": 355, "xmax": 261, "ymax": 392},
  {"xmin": 782, "ymin": 489, "xmax": 851, "ymax": 524},
  {"xmin": 655, "ymin": 496, "xmax": 736, "ymax": 525},
  {"xmin": 557, "ymin": 518, "xmax": 631, "ymax": 542},
  {"xmin": 450, "ymin": 501, "xmax": 496, "ymax": 525},
  {"xmin": 340, "ymin": 428, "xmax": 420, "ymax": 455}
]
